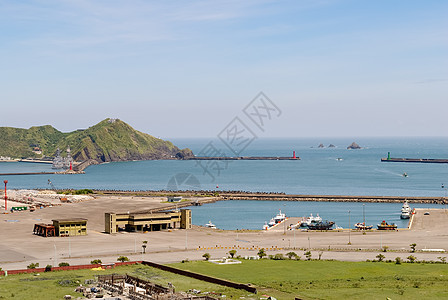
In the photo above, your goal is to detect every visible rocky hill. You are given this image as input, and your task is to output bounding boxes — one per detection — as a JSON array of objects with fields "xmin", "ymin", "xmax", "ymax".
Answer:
[{"xmin": 0, "ymin": 119, "xmax": 193, "ymax": 162}]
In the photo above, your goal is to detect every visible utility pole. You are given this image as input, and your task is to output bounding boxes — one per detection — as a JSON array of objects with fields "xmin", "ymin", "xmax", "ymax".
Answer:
[
  {"xmin": 348, "ymin": 210, "xmax": 351, "ymax": 245},
  {"xmin": 4, "ymin": 180, "xmax": 8, "ymax": 213}
]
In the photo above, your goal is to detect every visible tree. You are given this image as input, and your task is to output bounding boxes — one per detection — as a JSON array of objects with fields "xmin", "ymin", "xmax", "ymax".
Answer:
[
  {"xmin": 286, "ymin": 252, "xmax": 298, "ymax": 260},
  {"xmin": 437, "ymin": 257, "xmax": 446, "ymax": 264},
  {"xmin": 382, "ymin": 246, "xmax": 389, "ymax": 252},
  {"xmin": 395, "ymin": 257, "xmax": 402, "ymax": 265},
  {"xmin": 257, "ymin": 248, "xmax": 267, "ymax": 259},
  {"xmin": 229, "ymin": 250, "xmax": 237, "ymax": 258},
  {"xmin": 142, "ymin": 241, "xmax": 148, "ymax": 254},
  {"xmin": 45, "ymin": 265, "xmax": 52, "ymax": 272},
  {"xmin": 407, "ymin": 255, "xmax": 417, "ymax": 263},
  {"xmin": 304, "ymin": 251, "xmax": 312, "ymax": 260},
  {"xmin": 410, "ymin": 243, "xmax": 417, "ymax": 253},
  {"xmin": 318, "ymin": 251, "xmax": 323, "ymax": 260},
  {"xmin": 58, "ymin": 262, "xmax": 70, "ymax": 267},
  {"xmin": 90, "ymin": 259, "xmax": 102, "ymax": 264},
  {"xmin": 117, "ymin": 256, "xmax": 129, "ymax": 262},
  {"xmin": 202, "ymin": 253, "xmax": 211, "ymax": 261},
  {"xmin": 376, "ymin": 254, "xmax": 385, "ymax": 262}
]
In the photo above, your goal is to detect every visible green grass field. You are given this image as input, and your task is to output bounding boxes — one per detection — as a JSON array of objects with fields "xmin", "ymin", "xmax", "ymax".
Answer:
[
  {"xmin": 0, "ymin": 260, "xmax": 447, "ymax": 299},
  {"xmin": 171, "ymin": 259, "xmax": 448, "ymax": 299}
]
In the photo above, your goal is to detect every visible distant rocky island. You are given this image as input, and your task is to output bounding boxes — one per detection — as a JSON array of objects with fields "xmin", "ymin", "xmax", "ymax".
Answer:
[
  {"xmin": 347, "ymin": 142, "xmax": 362, "ymax": 149},
  {"xmin": 0, "ymin": 118, "xmax": 193, "ymax": 163}
]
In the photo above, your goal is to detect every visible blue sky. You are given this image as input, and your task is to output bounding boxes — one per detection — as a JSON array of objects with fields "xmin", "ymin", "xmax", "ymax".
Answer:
[{"xmin": 1, "ymin": 0, "xmax": 447, "ymax": 138}]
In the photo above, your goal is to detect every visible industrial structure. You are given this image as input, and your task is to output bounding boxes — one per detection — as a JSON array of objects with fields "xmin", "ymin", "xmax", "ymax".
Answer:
[
  {"xmin": 33, "ymin": 218, "xmax": 87, "ymax": 237},
  {"xmin": 105, "ymin": 209, "xmax": 191, "ymax": 234}
]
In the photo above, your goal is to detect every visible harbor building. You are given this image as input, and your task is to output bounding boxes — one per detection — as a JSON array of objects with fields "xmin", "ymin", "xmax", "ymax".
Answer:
[
  {"xmin": 53, "ymin": 218, "xmax": 88, "ymax": 236},
  {"xmin": 105, "ymin": 209, "xmax": 191, "ymax": 234},
  {"xmin": 33, "ymin": 218, "xmax": 88, "ymax": 237}
]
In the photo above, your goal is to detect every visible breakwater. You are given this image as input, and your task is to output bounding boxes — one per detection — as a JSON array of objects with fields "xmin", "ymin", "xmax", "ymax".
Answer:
[
  {"xmin": 92, "ymin": 190, "xmax": 447, "ymax": 204},
  {"xmin": 187, "ymin": 156, "xmax": 300, "ymax": 160},
  {"xmin": 381, "ymin": 157, "xmax": 448, "ymax": 164},
  {"xmin": 221, "ymin": 193, "xmax": 446, "ymax": 204}
]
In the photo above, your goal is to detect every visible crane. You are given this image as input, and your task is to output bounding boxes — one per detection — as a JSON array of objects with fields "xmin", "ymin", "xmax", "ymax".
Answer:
[{"xmin": 48, "ymin": 179, "xmax": 57, "ymax": 191}]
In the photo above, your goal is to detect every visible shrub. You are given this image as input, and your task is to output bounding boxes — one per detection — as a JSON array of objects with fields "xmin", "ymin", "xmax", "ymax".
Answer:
[
  {"xmin": 395, "ymin": 257, "xmax": 402, "ymax": 265},
  {"xmin": 410, "ymin": 243, "xmax": 417, "ymax": 253},
  {"xmin": 407, "ymin": 255, "xmax": 417, "ymax": 263},
  {"xmin": 286, "ymin": 252, "xmax": 298, "ymax": 260},
  {"xmin": 90, "ymin": 259, "xmax": 102, "ymax": 264},
  {"xmin": 376, "ymin": 254, "xmax": 385, "ymax": 262},
  {"xmin": 202, "ymin": 253, "xmax": 211, "ymax": 261},
  {"xmin": 272, "ymin": 253, "xmax": 285, "ymax": 260},
  {"xmin": 304, "ymin": 251, "xmax": 312, "ymax": 260},
  {"xmin": 58, "ymin": 262, "xmax": 70, "ymax": 267},
  {"xmin": 27, "ymin": 263, "xmax": 39, "ymax": 269},
  {"xmin": 45, "ymin": 265, "xmax": 52, "ymax": 272},
  {"xmin": 117, "ymin": 256, "xmax": 129, "ymax": 262}
]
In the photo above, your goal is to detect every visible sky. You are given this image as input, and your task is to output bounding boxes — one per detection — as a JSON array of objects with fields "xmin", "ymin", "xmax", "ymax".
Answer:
[{"xmin": 1, "ymin": 0, "xmax": 447, "ymax": 138}]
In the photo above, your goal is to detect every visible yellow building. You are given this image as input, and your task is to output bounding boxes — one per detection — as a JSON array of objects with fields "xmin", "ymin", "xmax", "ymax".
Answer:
[
  {"xmin": 52, "ymin": 218, "xmax": 87, "ymax": 237},
  {"xmin": 105, "ymin": 209, "xmax": 191, "ymax": 234}
]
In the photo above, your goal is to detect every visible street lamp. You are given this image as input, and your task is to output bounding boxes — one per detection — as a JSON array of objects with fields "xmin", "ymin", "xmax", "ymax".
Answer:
[
  {"xmin": 363, "ymin": 204, "xmax": 365, "ymax": 225},
  {"xmin": 348, "ymin": 210, "xmax": 351, "ymax": 245}
]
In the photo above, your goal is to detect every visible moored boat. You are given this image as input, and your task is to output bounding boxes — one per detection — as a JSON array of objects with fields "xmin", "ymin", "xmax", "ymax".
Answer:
[
  {"xmin": 354, "ymin": 222, "xmax": 373, "ymax": 230},
  {"xmin": 307, "ymin": 220, "xmax": 335, "ymax": 230},
  {"xmin": 400, "ymin": 201, "xmax": 412, "ymax": 219},
  {"xmin": 377, "ymin": 220, "xmax": 397, "ymax": 230},
  {"xmin": 205, "ymin": 221, "xmax": 216, "ymax": 229},
  {"xmin": 300, "ymin": 213, "xmax": 322, "ymax": 228}
]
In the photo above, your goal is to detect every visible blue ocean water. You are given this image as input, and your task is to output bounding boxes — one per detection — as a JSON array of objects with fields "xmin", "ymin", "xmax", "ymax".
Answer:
[
  {"xmin": 1, "ymin": 137, "xmax": 447, "ymax": 229},
  {"xmin": 2, "ymin": 137, "xmax": 447, "ymax": 196}
]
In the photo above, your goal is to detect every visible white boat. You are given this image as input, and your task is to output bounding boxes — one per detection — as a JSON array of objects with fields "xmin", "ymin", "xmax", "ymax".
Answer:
[
  {"xmin": 300, "ymin": 213, "xmax": 322, "ymax": 227},
  {"xmin": 205, "ymin": 221, "xmax": 216, "ymax": 229},
  {"xmin": 400, "ymin": 201, "xmax": 412, "ymax": 219},
  {"xmin": 268, "ymin": 218, "xmax": 276, "ymax": 227},
  {"xmin": 273, "ymin": 210, "xmax": 286, "ymax": 224}
]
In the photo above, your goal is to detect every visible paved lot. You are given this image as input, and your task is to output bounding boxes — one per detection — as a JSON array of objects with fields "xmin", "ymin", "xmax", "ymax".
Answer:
[{"xmin": 1, "ymin": 195, "xmax": 448, "ymax": 270}]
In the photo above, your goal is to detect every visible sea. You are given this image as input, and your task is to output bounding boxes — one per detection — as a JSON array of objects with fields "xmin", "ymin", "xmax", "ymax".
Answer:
[{"xmin": 1, "ymin": 137, "xmax": 447, "ymax": 229}]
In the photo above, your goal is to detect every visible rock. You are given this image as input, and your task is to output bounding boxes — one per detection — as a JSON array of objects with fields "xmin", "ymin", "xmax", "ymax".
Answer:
[
  {"xmin": 347, "ymin": 142, "xmax": 361, "ymax": 149},
  {"xmin": 318, "ymin": 143, "xmax": 325, "ymax": 148},
  {"xmin": 328, "ymin": 144, "xmax": 335, "ymax": 148}
]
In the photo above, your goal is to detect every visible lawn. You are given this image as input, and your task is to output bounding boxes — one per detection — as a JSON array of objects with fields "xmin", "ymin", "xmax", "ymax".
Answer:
[{"xmin": 171, "ymin": 259, "xmax": 448, "ymax": 299}]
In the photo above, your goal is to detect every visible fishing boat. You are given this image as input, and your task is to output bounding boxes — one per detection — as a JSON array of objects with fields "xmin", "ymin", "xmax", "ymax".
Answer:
[
  {"xmin": 402, "ymin": 172, "xmax": 408, "ymax": 177},
  {"xmin": 377, "ymin": 220, "xmax": 397, "ymax": 230},
  {"xmin": 307, "ymin": 220, "xmax": 335, "ymax": 230},
  {"xmin": 205, "ymin": 221, "xmax": 216, "ymax": 229},
  {"xmin": 273, "ymin": 210, "xmax": 286, "ymax": 224},
  {"xmin": 300, "ymin": 213, "xmax": 322, "ymax": 227},
  {"xmin": 354, "ymin": 222, "xmax": 373, "ymax": 230},
  {"xmin": 400, "ymin": 201, "xmax": 412, "ymax": 219}
]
